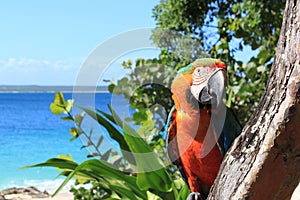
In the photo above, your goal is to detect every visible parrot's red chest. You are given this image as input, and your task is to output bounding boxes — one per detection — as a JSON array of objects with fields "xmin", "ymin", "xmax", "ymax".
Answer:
[{"xmin": 176, "ymin": 108, "xmax": 223, "ymax": 191}]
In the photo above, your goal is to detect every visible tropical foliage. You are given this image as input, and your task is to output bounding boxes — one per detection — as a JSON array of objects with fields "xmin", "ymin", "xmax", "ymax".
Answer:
[
  {"xmin": 23, "ymin": 92, "xmax": 189, "ymax": 199},
  {"xmin": 110, "ymin": 0, "xmax": 284, "ymax": 125}
]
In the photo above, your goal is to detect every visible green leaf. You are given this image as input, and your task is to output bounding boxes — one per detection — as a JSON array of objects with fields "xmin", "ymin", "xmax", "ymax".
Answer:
[
  {"xmin": 132, "ymin": 110, "xmax": 148, "ymax": 124},
  {"xmin": 96, "ymin": 107, "xmax": 116, "ymax": 123},
  {"xmin": 54, "ymin": 92, "xmax": 65, "ymax": 105},
  {"xmin": 60, "ymin": 116, "xmax": 73, "ymax": 121},
  {"xmin": 96, "ymin": 135, "xmax": 104, "ymax": 148},
  {"xmin": 137, "ymin": 109, "xmax": 155, "ymax": 137},
  {"xmin": 80, "ymin": 141, "xmax": 92, "ymax": 149},
  {"xmin": 20, "ymin": 158, "xmax": 78, "ymax": 171},
  {"xmin": 176, "ymin": 184, "xmax": 190, "ymax": 200},
  {"xmin": 52, "ymin": 159, "xmax": 147, "ymax": 199},
  {"xmin": 123, "ymin": 123, "xmax": 172, "ymax": 192},
  {"xmin": 107, "ymin": 104, "xmax": 124, "ymax": 128},
  {"xmin": 64, "ymin": 99, "xmax": 74, "ymax": 114},
  {"xmin": 56, "ymin": 154, "xmax": 74, "ymax": 170},
  {"xmin": 137, "ymin": 119, "xmax": 155, "ymax": 137},
  {"xmin": 226, "ymin": 88, "xmax": 233, "ymax": 107},
  {"xmin": 78, "ymin": 106, "xmax": 131, "ymax": 155},
  {"xmin": 147, "ymin": 191, "xmax": 163, "ymax": 200},
  {"xmin": 109, "ymin": 184, "xmax": 139, "ymax": 200},
  {"xmin": 49, "ymin": 92, "xmax": 71, "ymax": 115},
  {"xmin": 87, "ymin": 153, "xmax": 100, "ymax": 158},
  {"xmin": 84, "ymin": 106, "xmax": 136, "ymax": 165},
  {"xmin": 75, "ymin": 112, "xmax": 85, "ymax": 126},
  {"xmin": 108, "ymin": 84, "xmax": 115, "ymax": 93},
  {"xmin": 101, "ymin": 148, "xmax": 112, "ymax": 161},
  {"xmin": 57, "ymin": 154, "xmax": 74, "ymax": 161},
  {"xmin": 50, "ymin": 103, "xmax": 64, "ymax": 115},
  {"xmin": 70, "ymin": 127, "xmax": 78, "ymax": 137},
  {"xmin": 69, "ymin": 128, "xmax": 79, "ymax": 141}
]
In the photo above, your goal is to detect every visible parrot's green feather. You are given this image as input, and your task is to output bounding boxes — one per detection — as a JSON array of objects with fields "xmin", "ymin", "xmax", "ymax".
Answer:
[{"xmin": 178, "ymin": 58, "xmax": 222, "ymax": 74}]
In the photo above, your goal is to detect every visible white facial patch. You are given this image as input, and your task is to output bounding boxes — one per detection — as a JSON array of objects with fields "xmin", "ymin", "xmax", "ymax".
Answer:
[{"xmin": 191, "ymin": 67, "xmax": 225, "ymax": 100}]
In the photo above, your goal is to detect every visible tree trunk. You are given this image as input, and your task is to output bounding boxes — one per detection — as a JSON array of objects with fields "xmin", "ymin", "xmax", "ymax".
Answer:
[{"xmin": 208, "ymin": 0, "xmax": 300, "ymax": 199}]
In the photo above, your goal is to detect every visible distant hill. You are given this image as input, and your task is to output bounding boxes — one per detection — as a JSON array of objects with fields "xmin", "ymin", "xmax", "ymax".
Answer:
[{"xmin": 0, "ymin": 85, "xmax": 108, "ymax": 93}]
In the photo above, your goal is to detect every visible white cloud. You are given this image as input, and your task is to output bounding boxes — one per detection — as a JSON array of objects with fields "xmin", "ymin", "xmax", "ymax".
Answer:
[
  {"xmin": 0, "ymin": 48, "xmax": 159, "ymax": 86},
  {"xmin": 0, "ymin": 58, "xmax": 77, "ymax": 71},
  {"xmin": 0, "ymin": 58, "xmax": 81, "ymax": 85}
]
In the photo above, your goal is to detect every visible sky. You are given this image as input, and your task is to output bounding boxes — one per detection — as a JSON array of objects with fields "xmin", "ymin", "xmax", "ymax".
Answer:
[
  {"xmin": 0, "ymin": 1, "xmax": 258, "ymax": 86},
  {"xmin": 0, "ymin": 1, "xmax": 160, "ymax": 85}
]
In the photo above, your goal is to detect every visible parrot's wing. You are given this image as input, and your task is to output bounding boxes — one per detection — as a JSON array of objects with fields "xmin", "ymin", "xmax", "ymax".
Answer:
[
  {"xmin": 219, "ymin": 107, "xmax": 242, "ymax": 154},
  {"xmin": 166, "ymin": 106, "xmax": 188, "ymax": 183}
]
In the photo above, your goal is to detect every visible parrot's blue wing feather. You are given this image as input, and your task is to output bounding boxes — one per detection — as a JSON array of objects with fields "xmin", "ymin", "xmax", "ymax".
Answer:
[
  {"xmin": 221, "ymin": 107, "xmax": 242, "ymax": 153},
  {"xmin": 165, "ymin": 105, "xmax": 176, "ymax": 138},
  {"xmin": 165, "ymin": 106, "xmax": 188, "ymax": 184}
]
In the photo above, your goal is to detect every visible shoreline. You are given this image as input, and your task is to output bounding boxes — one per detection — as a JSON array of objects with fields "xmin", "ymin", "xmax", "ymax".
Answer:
[
  {"xmin": 0, "ymin": 179, "xmax": 79, "ymax": 200},
  {"xmin": 0, "ymin": 85, "xmax": 109, "ymax": 93},
  {"xmin": 0, "ymin": 186, "xmax": 73, "ymax": 200},
  {"xmin": 0, "ymin": 91, "xmax": 109, "ymax": 93}
]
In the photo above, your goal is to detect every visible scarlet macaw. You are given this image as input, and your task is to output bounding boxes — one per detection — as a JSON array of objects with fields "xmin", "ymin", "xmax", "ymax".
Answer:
[{"xmin": 166, "ymin": 58, "xmax": 242, "ymax": 200}]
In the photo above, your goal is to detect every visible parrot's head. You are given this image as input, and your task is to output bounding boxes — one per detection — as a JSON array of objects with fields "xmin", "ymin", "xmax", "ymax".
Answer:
[{"xmin": 171, "ymin": 58, "xmax": 226, "ymax": 109}]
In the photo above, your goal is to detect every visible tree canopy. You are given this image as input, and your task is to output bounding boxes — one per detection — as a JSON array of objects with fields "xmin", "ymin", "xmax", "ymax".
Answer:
[{"xmin": 110, "ymin": 0, "xmax": 285, "ymax": 127}]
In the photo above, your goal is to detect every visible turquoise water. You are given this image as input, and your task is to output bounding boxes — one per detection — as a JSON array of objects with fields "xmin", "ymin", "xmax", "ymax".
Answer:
[{"xmin": 0, "ymin": 92, "xmax": 126, "ymax": 191}]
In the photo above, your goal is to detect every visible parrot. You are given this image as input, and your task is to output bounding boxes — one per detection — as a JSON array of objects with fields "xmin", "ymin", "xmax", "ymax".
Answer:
[{"xmin": 166, "ymin": 58, "xmax": 242, "ymax": 200}]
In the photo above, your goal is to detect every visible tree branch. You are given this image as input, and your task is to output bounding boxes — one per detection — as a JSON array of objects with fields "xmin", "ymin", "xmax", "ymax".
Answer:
[{"xmin": 208, "ymin": 0, "xmax": 300, "ymax": 199}]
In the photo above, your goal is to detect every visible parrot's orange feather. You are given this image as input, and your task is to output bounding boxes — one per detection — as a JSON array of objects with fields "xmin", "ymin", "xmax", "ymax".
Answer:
[
  {"xmin": 167, "ymin": 58, "xmax": 241, "ymax": 199},
  {"xmin": 173, "ymin": 108, "xmax": 223, "ymax": 190},
  {"xmin": 168, "ymin": 72, "xmax": 223, "ymax": 192}
]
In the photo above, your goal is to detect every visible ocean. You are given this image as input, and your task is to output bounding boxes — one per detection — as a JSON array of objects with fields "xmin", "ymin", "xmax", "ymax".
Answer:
[{"xmin": 0, "ymin": 92, "xmax": 128, "ymax": 192}]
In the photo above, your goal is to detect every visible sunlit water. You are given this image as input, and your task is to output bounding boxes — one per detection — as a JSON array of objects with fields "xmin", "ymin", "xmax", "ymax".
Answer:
[{"xmin": 0, "ymin": 92, "xmax": 130, "ymax": 191}]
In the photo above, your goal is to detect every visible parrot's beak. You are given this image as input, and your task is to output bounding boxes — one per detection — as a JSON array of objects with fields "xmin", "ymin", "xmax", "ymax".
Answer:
[{"xmin": 191, "ymin": 69, "xmax": 226, "ymax": 107}]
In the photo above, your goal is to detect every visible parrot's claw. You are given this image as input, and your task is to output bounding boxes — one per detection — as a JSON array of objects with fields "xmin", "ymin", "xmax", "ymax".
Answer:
[{"xmin": 186, "ymin": 192, "xmax": 203, "ymax": 200}]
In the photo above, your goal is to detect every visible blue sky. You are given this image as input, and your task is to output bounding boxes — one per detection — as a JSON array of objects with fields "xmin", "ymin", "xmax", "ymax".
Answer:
[
  {"xmin": 0, "ymin": 1, "xmax": 159, "ymax": 85},
  {"xmin": 0, "ymin": 1, "xmax": 258, "ymax": 86}
]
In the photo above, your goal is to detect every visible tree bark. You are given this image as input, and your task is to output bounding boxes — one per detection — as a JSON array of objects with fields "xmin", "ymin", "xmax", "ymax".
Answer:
[{"xmin": 208, "ymin": 0, "xmax": 300, "ymax": 199}]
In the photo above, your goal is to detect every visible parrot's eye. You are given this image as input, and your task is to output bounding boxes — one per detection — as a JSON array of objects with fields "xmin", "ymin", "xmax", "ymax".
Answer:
[{"xmin": 194, "ymin": 68, "xmax": 202, "ymax": 76}]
